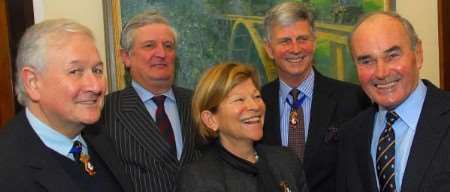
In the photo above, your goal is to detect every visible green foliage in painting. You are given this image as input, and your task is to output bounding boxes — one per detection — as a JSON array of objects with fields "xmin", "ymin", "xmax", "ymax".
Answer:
[
  {"xmin": 120, "ymin": 0, "xmax": 387, "ymax": 89},
  {"xmin": 363, "ymin": 0, "xmax": 383, "ymax": 12}
]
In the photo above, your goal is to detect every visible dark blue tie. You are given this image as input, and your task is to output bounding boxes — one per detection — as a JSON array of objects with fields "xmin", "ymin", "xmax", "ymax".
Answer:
[
  {"xmin": 69, "ymin": 140, "xmax": 82, "ymax": 163},
  {"xmin": 376, "ymin": 111, "xmax": 399, "ymax": 192}
]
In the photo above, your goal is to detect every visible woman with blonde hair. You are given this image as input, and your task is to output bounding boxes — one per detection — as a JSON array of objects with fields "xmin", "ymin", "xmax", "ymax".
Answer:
[{"xmin": 176, "ymin": 62, "xmax": 308, "ymax": 192}]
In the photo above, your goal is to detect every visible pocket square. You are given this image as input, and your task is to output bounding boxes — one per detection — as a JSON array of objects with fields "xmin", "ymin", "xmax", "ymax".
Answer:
[{"xmin": 324, "ymin": 126, "xmax": 339, "ymax": 144}]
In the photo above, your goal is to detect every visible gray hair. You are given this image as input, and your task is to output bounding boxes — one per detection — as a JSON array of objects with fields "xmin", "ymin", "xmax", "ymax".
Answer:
[
  {"xmin": 263, "ymin": 1, "xmax": 315, "ymax": 41},
  {"xmin": 15, "ymin": 18, "xmax": 95, "ymax": 106},
  {"xmin": 120, "ymin": 11, "xmax": 178, "ymax": 53},
  {"xmin": 349, "ymin": 11, "xmax": 420, "ymax": 56}
]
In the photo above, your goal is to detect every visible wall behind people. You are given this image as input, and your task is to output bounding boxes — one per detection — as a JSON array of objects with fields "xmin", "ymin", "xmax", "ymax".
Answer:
[
  {"xmin": 397, "ymin": 0, "xmax": 439, "ymax": 85},
  {"xmin": 32, "ymin": 0, "xmax": 440, "ymax": 86},
  {"xmin": 33, "ymin": 0, "xmax": 107, "ymax": 81}
]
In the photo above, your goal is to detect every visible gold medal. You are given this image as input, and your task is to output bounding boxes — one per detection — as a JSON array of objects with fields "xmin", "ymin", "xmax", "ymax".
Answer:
[
  {"xmin": 279, "ymin": 181, "xmax": 292, "ymax": 192},
  {"xmin": 80, "ymin": 154, "xmax": 96, "ymax": 176},
  {"xmin": 290, "ymin": 110, "xmax": 298, "ymax": 125}
]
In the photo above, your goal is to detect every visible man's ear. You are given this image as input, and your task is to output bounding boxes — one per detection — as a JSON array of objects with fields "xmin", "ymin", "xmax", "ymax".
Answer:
[
  {"xmin": 21, "ymin": 67, "xmax": 41, "ymax": 102},
  {"xmin": 200, "ymin": 110, "xmax": 219, "ymax": 132},
  {"xmin": 264, "ymin": 41, "xmax": 274, "ymax": 59},
  {"xmin": 120, "ymin": 49, "xmax": 132, "ymax": 68}
]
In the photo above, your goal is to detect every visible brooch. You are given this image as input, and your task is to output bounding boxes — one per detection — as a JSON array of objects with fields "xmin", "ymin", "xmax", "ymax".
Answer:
[
  {"xmin": 279, "ymin": 181, "xmax": 292, "ymax": 192},
  {"xmin": 80, "ymin": 154, "xmax": 96, "ymax": 176}
]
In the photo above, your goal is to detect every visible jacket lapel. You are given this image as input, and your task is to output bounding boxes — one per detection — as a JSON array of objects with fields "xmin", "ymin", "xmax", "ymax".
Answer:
[
  {"xmin": 261, "ymin": 80, "xmax": 282, "ymax": 145},
  {"xmin": 303, "ymin": 72, "xmax": 336, "ymax": 168},
  {"xmin": 28, "ymin": 159, "xmax": 80, "ymax": 192},
  {"xmin": 353, "ymin": 106, "xmax": 379, "ymax": 192},
  {"xmin": 116, "ymin": 87, "xmax": 179, "ymax": 169},
  {"xmin": 83, "ymin": 125, "xmax": 134, "ymax": 192},
  {"xmin": 16, "ymin": 112, "xmax": 80, "ymax": 192},
  {"xmin": 401, "ymin": 83, "xmax": 450, "ymax": 192},
  {"xmin": 173, "ymin": 87, "xmax": 197, "ymax": 165}
]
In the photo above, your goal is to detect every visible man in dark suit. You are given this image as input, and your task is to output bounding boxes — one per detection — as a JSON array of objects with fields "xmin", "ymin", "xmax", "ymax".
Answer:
[
  {"xmin": 336, "ymin": 12, "xmax": 450, "ymax": 192},
  {"xmin": 260, "ymin": 2, "xmax": 370, "ymax": 192},
  {"xmin": 101, "ymin": 11, "xmax": 201, "ymax": 192},
  {"xmin": 0, "ymin": 19, "xmax": 133, "ymax": 192}
]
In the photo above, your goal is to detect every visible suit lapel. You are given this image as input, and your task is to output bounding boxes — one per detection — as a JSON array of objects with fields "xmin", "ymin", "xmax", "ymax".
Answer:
[
  {"xmin": 173, "ymin": 87, "xmax": 197, "ymax": 165},
  {"xmin": 261, "ymin": 80, "xmax": 282, "ymax": 145},
  {"xmin": 83, "ymin": 125, "xmax": 133, "ymax": 192},
  {"xmin": 353, "ymin": 107, "xmax": 379, "ymax": 192},
  {"xmin": 116, "ymin": 87, "xmax": 179, "ymax": 169},
  {"xmin": 16, "ymin": 112, "xmax": 80, "ymax": 192},
  {"xmin": 401, "ymin": 84, "xmax": 450, "ymax": 192},
  {"xmin": 304, "ymin": 72, "xmax": 337, "ymax": 168},
  {"xmin": 28, "ymin": 160, "xmax": 80, "ymax": 192}
]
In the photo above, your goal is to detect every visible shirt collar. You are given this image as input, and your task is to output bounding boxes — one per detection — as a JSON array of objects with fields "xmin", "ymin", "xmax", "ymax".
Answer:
[
  {"xmin": 132, "ymin": 80, "xmax": 176, "ymax": 103},
  {"xmin": 279, "ymin": 69, "xmax": 315, "ymax": 101},
  {"xmin": 26, "ymin": 108, "xmax": 88, "ymax": 159},
  {"xmin": 378, "ymin": 80, "xmax": 427, "ymax": 130}
]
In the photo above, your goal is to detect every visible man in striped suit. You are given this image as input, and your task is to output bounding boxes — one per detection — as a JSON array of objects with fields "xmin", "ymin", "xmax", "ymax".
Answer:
[{"xmin": 101, "ymin": 11, "xmax": 201, "ymax": 192}]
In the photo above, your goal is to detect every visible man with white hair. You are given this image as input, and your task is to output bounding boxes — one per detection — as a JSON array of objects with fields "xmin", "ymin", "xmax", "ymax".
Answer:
[{"xmin": 0, "ymin": 19, "xmax": 132, "ymax": 192}]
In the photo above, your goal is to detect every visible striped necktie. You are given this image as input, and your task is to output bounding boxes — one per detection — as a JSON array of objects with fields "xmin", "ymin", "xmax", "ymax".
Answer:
[
  {"xmin": 153, "ymin": 95, "xmax": 177, "ymax": 156},
  {"xmin": 376, "ymin": 111, "xmax": 399, "ymax": 192}
]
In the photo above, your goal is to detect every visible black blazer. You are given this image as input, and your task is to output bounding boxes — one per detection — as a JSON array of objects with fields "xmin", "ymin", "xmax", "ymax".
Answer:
[
  {"xmin": 0, "ymin": 111, "xmax": 133, "ymax": 192},
  {"xmin": 336, "ymin": 80, "xmax": 450, "ymax": 192},
  {"xmin": 176, "ymin": 143, "xmax": 309, "ymax": 192},
  {"xmin": 260, "ymin": 70, "xmax": 370, "ymax": 192},
  {"xmin": 101, "ymin": 86, "xmax": 201, "ymax": 192}
]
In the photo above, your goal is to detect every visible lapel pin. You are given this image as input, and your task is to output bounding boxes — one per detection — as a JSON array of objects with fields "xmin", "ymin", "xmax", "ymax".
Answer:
[{"xmin": 80, "ymin": 154, "xmax": 96, "ymax": 176}]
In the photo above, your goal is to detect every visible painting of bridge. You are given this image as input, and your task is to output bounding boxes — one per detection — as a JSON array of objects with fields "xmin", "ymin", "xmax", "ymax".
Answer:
[{"xmin": 106, "ymin": 0, "xmax": 394, "ymax": 90}]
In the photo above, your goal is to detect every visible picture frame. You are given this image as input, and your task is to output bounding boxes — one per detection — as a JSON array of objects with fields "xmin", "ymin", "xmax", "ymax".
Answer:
[{"xmin": 103, "ymin": 0, "xmax": 396, "ymax": 91}]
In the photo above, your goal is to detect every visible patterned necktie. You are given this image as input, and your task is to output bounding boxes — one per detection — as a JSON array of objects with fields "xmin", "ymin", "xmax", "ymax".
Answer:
[
  {"xmin": 69, "ymin": 140, "xmax": 96, "ymax": 176},
  {"xmin": 376, "ymin": 111, "xmax": 399, "ymax": 192},
  {"xmin": 288, "ymin": 89, "xmax": 305, "ymax": 159},
  {"xmin": 70, "ymin": 140, "xmax": 82, "ymax": 163},
  {"xmin": 153, "ymin": 95, "xmax": 176, "ymax": 156}
]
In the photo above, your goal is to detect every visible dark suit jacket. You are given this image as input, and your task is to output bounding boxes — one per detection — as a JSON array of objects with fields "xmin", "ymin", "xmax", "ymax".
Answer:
[
  {"xmin": 261, "ymin": 70, "xmax": 370, "ymax": 192},
  {"xmin": 176, "ymin": 143, "xmax": 309, "ymax": 192},
  {"xmin": 101, "ymin": 86, "xmax": 201, "ymax": 192},
  {"xmin": 336, "ymin": 80, "xmax": 450, "ymax": 192},
  {"xmin": 0, "ymin": 111, "xmax": 133, "ymax": 192}
]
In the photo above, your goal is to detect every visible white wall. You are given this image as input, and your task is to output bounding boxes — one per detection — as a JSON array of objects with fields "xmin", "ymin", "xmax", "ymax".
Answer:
[
  {"xmin": 32, "ymin": 0, "xmax": 106, "ymax": 71},
  {"xmin": 397, "ymin": 0, "xmax": 439, "ymax": 86}
]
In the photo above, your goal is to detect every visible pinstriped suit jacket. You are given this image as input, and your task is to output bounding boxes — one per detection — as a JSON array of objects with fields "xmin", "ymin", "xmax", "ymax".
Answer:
[{"xmin": 100, "ymin": 86, "xmax": 202, "ymax": 192}]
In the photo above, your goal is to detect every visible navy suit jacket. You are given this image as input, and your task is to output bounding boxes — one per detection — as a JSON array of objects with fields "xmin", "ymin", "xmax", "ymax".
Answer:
[
  {"xmin": 100, "ymin": 86, "xmax": 202, "ymax": 192},
  {"xmin": 337, "ymin": 80, "xmax": 450, "ymax": 192},
  {"xmin": 260, "ymin": 70, "xmax": 370, "ymax": 192},
  {"xmin": 0, "ymin": 111, "xmax": 133, "ymax": 192}
]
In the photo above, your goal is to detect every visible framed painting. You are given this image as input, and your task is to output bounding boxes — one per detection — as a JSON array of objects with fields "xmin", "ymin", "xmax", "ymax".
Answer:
[{"xmin": 103, "ymin": 0, "xmax": 396, "ymax": 91}]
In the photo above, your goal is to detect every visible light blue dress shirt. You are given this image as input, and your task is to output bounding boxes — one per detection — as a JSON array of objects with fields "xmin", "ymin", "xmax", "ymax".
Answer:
[
  {"xmin": 26, "ymin": 108, "xmax": 89, "ymax": 161},
  {"xmin": 371, "ymin": 80, "xmax": 427, "ymax": 191},
  {"xmin": 132, "ymin": 81, "xmax": 184, "ymax": 160},
  {"xmin": 279, "ymin": 70, "xmax": 315, "ymax": 146}
]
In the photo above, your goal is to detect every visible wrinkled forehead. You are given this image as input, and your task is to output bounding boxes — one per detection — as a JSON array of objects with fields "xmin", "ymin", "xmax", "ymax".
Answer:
[
  {"xmin": 351, "ymin": 15, "xmax": 411, "ymax": 51},
  {"xmin": 133, "ymin": 23, "xmax": 176, "ymax": 41}
]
